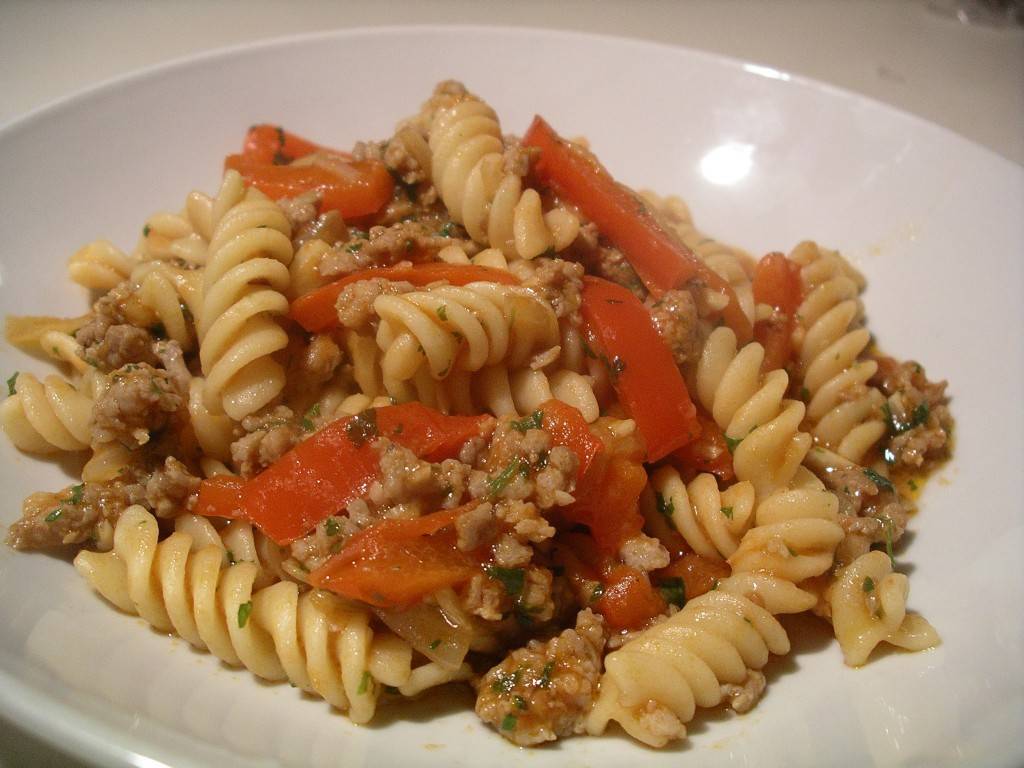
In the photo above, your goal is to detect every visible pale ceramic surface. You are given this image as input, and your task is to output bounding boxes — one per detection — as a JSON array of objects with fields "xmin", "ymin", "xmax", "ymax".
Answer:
[{"xmin": 0, "ymin": 26, "xmax": 1021, "ymax": 768}]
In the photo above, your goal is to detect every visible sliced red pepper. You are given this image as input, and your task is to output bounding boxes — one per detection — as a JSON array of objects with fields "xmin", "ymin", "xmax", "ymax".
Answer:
[
  {"xmin": 670, "ymin": 412, "xmax": 735, "ymax": 484},
  {"xmin": 197, "ymin": 403, "xmax": 493, "ymax": 544},
  {"xmin": 580, "ymin": 276, "xmax": 699, "ymax": 461},
  {"xmin": 751, "ymin": 251, "xmax": 803, "ymax": 372},
  {"xmin": 289, "ymin": 262, "xmax": 520, "ymax": 333},
  {"xmin": 193, "ymin": 475, "xmax": 245, "ymax": 519},
  {"xmin": 309, "ymin": 504, "xmax": 478, "ymax": 608},
  {"xmin": 538, "ymin": 399, "xmax": 604, "ymax": 481},
  {"xmin": 595, "ymin": 565, "xmax": 667, "ymax": 631},
  {"xmin": 225, "ymin": 153, "xmax": 393, "ymax": 219},
  {"xmin": 522, "ymin": 115, "xmax": 752, "ymax": 343},
  {"xmin": 241, "ymin": 124, "xmax": 347, "ymax": 165}
]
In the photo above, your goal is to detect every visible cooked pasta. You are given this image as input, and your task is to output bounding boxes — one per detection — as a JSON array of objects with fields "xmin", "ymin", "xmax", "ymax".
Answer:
[{"xmin": 2, "ymin": 81, "xmax": 951, "ymax": 751}]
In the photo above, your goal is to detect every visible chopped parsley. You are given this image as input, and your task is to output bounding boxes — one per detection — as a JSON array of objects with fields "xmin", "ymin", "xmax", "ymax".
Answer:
[
  {"xmin": 721, "ymin": 506, "xmax": 734, "ymax": 520},
  {"xmin": 658, "ymin": 577, "xmax": 687, "ymax": 608},
  {"xmin": 510, "ymin": 410, "xmax": 543, "ymax": 433},
  {"xmin": 325, "ymin": 517, "xmax": 341, "ymax": 536},
  {"xmin": 725, "ymin": 434, "xmax": 743, "ymax": 454},
  {"xmin": 608, "ymin": 355, "xmax": 626, "ymax": 381},
  {"xmin": 910, "ymin": 402, "xmax": 930, "ymax": 428},
  {"xmin": 237, "ymin": 601, "xmax": 253, "ymax": 628},
  {"xmin": 883, "ymin": 400, "xmax": 930, "ymax": 435},
  {"xmin": 439, "ymin": 221, "xmax": 456, "ymax": 238},
  {"xmin": 357, "ymin": 670, "xmax": 371, "ymax": 695},
  {"xmin": 800, "ymin": 385, "xmax": 810, "ymax": 401},
  {"xmin": 538, "ymin": 661, "xmax": 555, "ymax": 688},
  {"xmin": 142, "ymin": 224, "xmax": 151, "ymax": 237},
  {"xmin": 404, "ymin": 238, "xmax": 415, "ymax": 252},
  {"xmin": 44, "ymin": 508, "xmax": 62, "ymax": 523},
  {"xmin": 487, "ymin": 458, "xmax": 525, "ymax": 498},
  {"xmin": 589, "ymin": 583, "xmax": 605, "ymax": 603},
  {"xmin": 490, "ymin": 669, "xmax": 519, "ymax": 694},
  {"xmin": 346, "ymin": 241, "xmax": 363, "ymax": 254},
  {"xmin": 345, "ymin": 408, "xmax": 379, "ymax": 447},
  {"xmin": 436, "ymin": 304, "xmax": 448, "ymax": 321},
  {"xmin": 226, "ymin": 549, "xmax": 237, "ymax": 566},
  {"xmin": 68, "ymin": 484, "xmax": 84, "ymax": 505},
  {"xmin": 484, "ymin": 565, "xmax": 525, "ymax": 596},
  {"xmin": 655, "ymin": 492, "xmax": 675, "ymax": 519},
  {"xmin": 863, "ymin": 468, "xmax": 894, "ymax": 493},
  {"xmin": 908, "ymin": 478, "xmax": 918, "ymax": 492},
  {"xmin": 428, "ymin": 638, "xmax": 441, "ymax": 650},
  {"xmin": 301, "ymin": 402, "xmax": 321, "ymax": 432},
  {"xmin": 863, "ymin": 576, "xmax": 875, "ymax": 593},
  {"xmin": 513, "ymin": 695, "xmax": 528, "ymax": 711},
  {"xmin": 501, "ymin": 714, "xmax": 518, "ymax": 731},
  {"xmin": 7, "ymin": 370, "xmax": 19, "ymax": 395},
  {"xmin": 877, "ymin": 515, "xmax": 896, "ymax": 567}
]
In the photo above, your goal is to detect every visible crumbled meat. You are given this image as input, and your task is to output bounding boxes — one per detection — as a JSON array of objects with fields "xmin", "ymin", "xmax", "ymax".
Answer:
[
  {"xmin": 456, "ymin": 502, "xmax": 497, "ymax": 552},
  {"xmin": 153, "ymin": 340, "xmax": 191, "ymax": 394},
  {"xmin": 493, "ymin": 533, "xmax": 534, "ymax": 568},
  {"xmin": 7, "ymin": 486, "xmax": 116, "ymax": 550},
  {"xmin": 822, "ymin": 465, "xmax": 911, "ymax": 567},
  {"xmin": 74, "ymin": 282, "xmax": 162, "ymax": 371},
  {"xmin": 720, "ymin": 669, "xmax": 766, "ymax": 714},
  {"xmin": 144, "ymin": 456, "xmax": 199, "ymax": 518},
  {"xmin": 367, "ymin": 440, "xmax": 473, "ymax": 513},
  {"xmin": 320, "ymin": 219, "xmax": 471, "ymax": 279},
  {"xmin": 333, "ymin": 278, "xmax": 414, "ymax": 331},
  {"xmin": 520, "ymin": 258, "xmax": 583, "ymax": 320},
  {"xmin": 502, "ymin": 136, "xmax": 531, "ymax": 177},
  {"xmin": 91, "ymin": 363, "xmax": 183, "ymax": 448},
  {"xmin": 462, "ymin": 571, "xmax": 508, "ymax": 622},
  {"xmin": 618, "ymin": 533, "xmax": 671, "ymax": 572},
  {"xmin": 475, "ymin": 609, "xmax": 606, "ymax": 746},
  {"xmin": 299, "ymin": 334, "xmax": 342, "ymax": 386},
  {"xmin": 469, "ymin": 421, "xmax": 578, "ymax": 509},
  {"xmin": 288, "ymin": 514, "xmax": 360, "ymax": 573},
  {"xmin": 574, "ymin": 222, "xmax": 646, "ymax": 298},
  {"xmin": 230, "ymin": 406, "xmax": 302, "ymax": 478},
  {"xmin": 494, "ymin": 500, "xmax": 556, "ymax": 545},
  {"xmin": 277, "ymin": 190, "xmax": 321, "ymax": 234},
  {"xmin": 872, "ymin": 356, "xmax": 953, "ymax": 469},
  {"xmin": 647, "ymin": 288, "xmax": 700, "ymax": 366},
  {"xmin": 293, "ymin": 210, "xmax": 347, "ymax": 250}
]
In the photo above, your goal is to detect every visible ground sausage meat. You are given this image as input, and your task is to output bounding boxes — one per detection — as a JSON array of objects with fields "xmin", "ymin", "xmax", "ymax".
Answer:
[
  {"xmin": 91, "ymin": 363, "xmax": 184, "ymax": 448},
  {"xmin": 647, "ymin": 288, "xmax": 701, "ymax": 366},
  {"xmin": 333, "ymin": 278, "xmax": 414, "ymax": 331},
  {"xmin": 144, "ymin": 456, "xmax": 200, "ymax": 518},
  {"xmin": 871, "ymin": 355, "xmax": 953, "ymax": 469},
  {"xmin": 475, "ymin": 609, "xmax": 606, "ymax": 746},
  {"xmin": 230, "ymin": 407, "xmax": 303, "ymax": 478},
  {"xmin": 519, "ymin": 258, "xmax": 583, "ymax": 320}
]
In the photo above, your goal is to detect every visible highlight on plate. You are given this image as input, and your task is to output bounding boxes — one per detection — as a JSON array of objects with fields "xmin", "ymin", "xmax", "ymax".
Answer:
[{"xmin": 2, "ymin": 81, "xmax": 953, "ymax": 748}]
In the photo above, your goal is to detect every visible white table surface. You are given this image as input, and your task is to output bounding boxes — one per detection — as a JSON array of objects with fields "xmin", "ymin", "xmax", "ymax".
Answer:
[{"xmin": 0, "ymin": 1, "xmax": 1021, "ymax": 766}]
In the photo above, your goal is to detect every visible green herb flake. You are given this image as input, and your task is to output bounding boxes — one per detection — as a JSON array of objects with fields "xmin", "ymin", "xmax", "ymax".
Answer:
[
  {"xmin": 711, "ymin": 578, "xmax": 720, "ymax": 591},
  {"xmin": 878, "ymin": 515, "xmax": 896, "ymax": 567},
  {"xmin": 325, "ymin": 517, "xmax": 340, "ymax": 536},
  {"xmin": 226, "ymin": 549, "xmax": 237, "ymax": 566},
  {"xmin": 510, "ymin": 410, "xmax": 543, "ymax": 433},
  {"xmin": 513, "ymin": 695, "xmax": 528, "ymax": 711},
  {"xmin": 487, "ymin": 458, "xmax": 524, "ymax": 498},
  {"xmin": 863, "ymin": 576, "xmax": 875, "ymax": 593},
  {"xmin": 608, "ymin": 355, "xmax": 626, "ymax": 381},
  {"xmin": 786, "ymin": 545, "xmax": 798, "ymax": 557},
  {"xmin": 908, "ymin": 478, "xmax": 919, "ymax": 491},
  {"xmin": 301, "ymin": 402, "xmax": 321, "ymax": 432},
  {"xmin": 485, "ymin": 565, "xmax": 525, "ymax": 596},
  {"xmin": 428, "ymin": 638, "xmax": 441, "ymax": 650},
  {"xmin": 725, "ymin": 434, "xmax": 742, "ymax": 454},
  {"xmin": 800, "ymin": 385, "xmax": 810, "ymax": 401},
  {"xmin": 439, "ymin": 222, "xmax": 455, "ymax": 238},
  {"xmin": 490, "ymin": 669, "xmax": 519, "ymax": 694},
  {"xmin": 539, "ymin": 661, "xmax": 555, "ymax": 688},
  {"xmin": 357, "ymin": 670, "xmax": 371, "ymax": 695},
  {"xmin": 501, "ymin": 714, "xmax": 518, "ymax": 731},
  {"xmin": 721, "ymin": 506, "xmax": 734, "ymax": 520},
  {"xmin": 44, "ymin": 508, "xmax": 63, "ymax": 523},
  {"xmin": 237, "ymin": 601, "xmax": 253, "ymax": 628},
  {"xmin": 655, "ymin": 491, "xmax": 675, "ymax": 519},
  {"xmin": 345, "ymin": 408, "xmax": 379, "ymax": 447},
  {"xmin": 910, "ymin": 402, "xmax": 930, "ymax": 428},
  {"xmin": 863, "ymin": 468, "xmax": 895, "ymax": 494},
  {"xmin": 658, "ymin": 577, "xmax": 687, "ymax": 608},
  {"xmin": 383, "ymin": 684, "xmax": 400, "ymax": 695},
  {"xmin": 436, "ymin": 304, "xmax": 448, "ymax": 321},
  {"xmin": 6, "ymin": 372, "xmax": 18, "ymax": 396},
  {"xmin": 589, "ymin": 583, "xmax": 605, "ymax": 603},
  {"xmin": 346, "ymin": 241, "xmax": 363, "ymax": 254}
]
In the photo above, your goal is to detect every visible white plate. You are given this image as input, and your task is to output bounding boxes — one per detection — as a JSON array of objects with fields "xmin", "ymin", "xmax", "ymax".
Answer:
[{"xmin": 0, "ymin": 25, "xmax": 1021, "ymax": 768}]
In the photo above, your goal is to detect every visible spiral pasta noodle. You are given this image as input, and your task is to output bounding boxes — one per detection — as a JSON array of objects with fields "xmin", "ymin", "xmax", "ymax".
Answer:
[
  {"xmin": 68, "ymin": 240, "xmax": 135, "ymax": 291},
  {"xmin": 829, "ymin": 550, "xmax": 940, "ymax": 667},
  {"xmin": 374, "ymin": 281, "xmax": 559, "ymax": 386},
  {"xmin": 198, "ymin": 173, "xmax": 295, "ymax": 420},
  {"xmin": 586, "ymin": 574, "xmax": 815, "ymax": 747},
  {"xmin": 0, "ymin": 371, "xmax": 93, "ymax": 453},
  {"xmin": 429, "ymin": 98, "xmax": 578, "ymax": 259},
  {"xmin": 696, "ymin": 326, "xmax": 812, "ymax": 498},
  {"xmin": 130, "ymin": 261, "xmax": 203, "ymax": 351},
  {"xmin": 646, "ymin": 467, "xmax": 755, "ymax": 560},
  {"xmin": 74, "ymin": 506, "xmax": 472, "ymax": 722}
]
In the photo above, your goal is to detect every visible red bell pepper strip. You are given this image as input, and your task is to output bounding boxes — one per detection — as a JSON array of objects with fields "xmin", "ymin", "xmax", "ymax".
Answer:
[
  {"xmin": 653, "ymin": 552, "xmax": 731, "ymax": 604},
  {"xmin": 751, "ymin": 251, "xmax": 803, "ymax": 373},
  {"xmin": 309, "ymin": 504, "xmax": 479, "ymax": 608},
  {"xmin": 595, "ymin": 565, "xmax": 667, "ymax": 631},
  {"xmin": 580, "ymin": 276, "xmax": 699, "ymax": 461},
  {"xmin": 566, "ymin": 451, "xmax": 648, "ymax": 554},
  {"xmin": 522, "ymin": 115, "xmax": 752, "ymax": 343},
  {"xmin": 194, "ymin": 475, "xmax": 245, "ymax": 519},
  {"xmin": 241, "ymin": 124, "xmax": 347, "ymax": 165},
  {"xmin": 224, "ymin": 153, "xmax": 393, "ymax": 219},
  {"xmin": 537, "ymin": 399, "xmax": 604, "ymax": 481},
  {"xmin": 290, "ymin": 263, "xmax": 520, "ymax": 333},
  {"xmin": 196, "ymin": 403, "xmax": 493, "ymax": 544}
]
